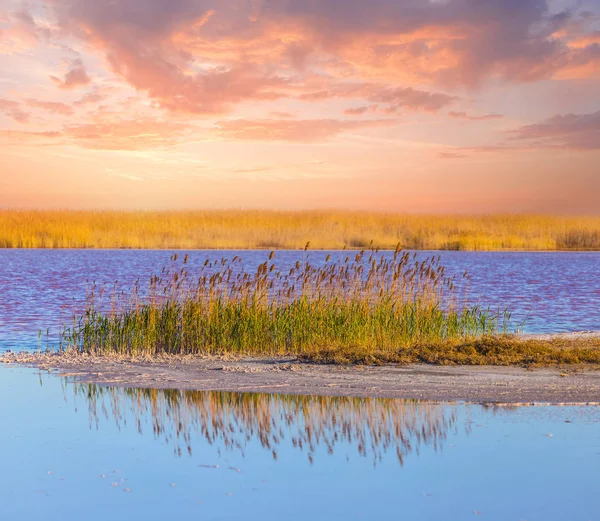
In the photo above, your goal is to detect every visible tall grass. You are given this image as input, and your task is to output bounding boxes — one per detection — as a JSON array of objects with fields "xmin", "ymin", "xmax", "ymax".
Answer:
[
  {"xmin": 1, "ymin": 210, "xmax": 600, "ymax": 250},
  {"xmin": 61, "ymin": 249, "xmax": 508, "ymax": 357}
]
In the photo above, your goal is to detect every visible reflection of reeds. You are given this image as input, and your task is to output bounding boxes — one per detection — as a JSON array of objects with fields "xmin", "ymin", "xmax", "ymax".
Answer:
[
  {"xmin": 61, "ymin": 250, "xmax": 506, "ymax": 356},
  {"xmin": 1, "ymin": 210, "xmax": 599, "ymax": 250},
  {"xmin": 77, "ymin": 384, "xmax": 457, "ymax": 466}
]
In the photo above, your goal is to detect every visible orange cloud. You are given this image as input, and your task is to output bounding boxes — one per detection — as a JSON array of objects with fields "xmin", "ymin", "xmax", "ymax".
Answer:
[
  {"xmin": 567, "ymin": 31, "xmax": 600, "ymax": 49},
  {"xmin": 554, "ymin": 43, "xmax": 600, "ymax": 79},
  {"xmin": 42, "ymin": 0, "xmax": 600, "ymax": 121},
  {"xmin": 215, "ymin": 118, "xmax": 396, "ymax": 142},
  {"xmin": 1, "ymin": 112, "xmax": 192, "ymax": 151},
  {"xmin": 63, "ymin": 119, "xmax": 191, "ymax": 150},
  {"xmin": 3, "ymin": 0, "xmax": 600, "ymax": 215},
  {"xmin": 0, "ymin": 129, "xmax": 62, "ymax": 146},
  {"xmin": 448, "ymin": 111, "xmax": 504, "ymax": 121}
]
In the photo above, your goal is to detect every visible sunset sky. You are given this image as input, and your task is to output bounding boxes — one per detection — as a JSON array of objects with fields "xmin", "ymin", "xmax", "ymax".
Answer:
[{"xmin": 1, "ymin": 0, "xmax": 600, "ymax": 212}]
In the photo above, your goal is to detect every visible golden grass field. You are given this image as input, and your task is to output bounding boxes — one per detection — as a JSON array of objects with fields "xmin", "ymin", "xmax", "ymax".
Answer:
[{"xmin": 1, "ymin": 210, "xmax": 599, "ymax": 250}]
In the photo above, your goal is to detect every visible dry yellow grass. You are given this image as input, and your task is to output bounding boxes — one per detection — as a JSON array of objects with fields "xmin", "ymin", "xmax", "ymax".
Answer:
[
  {"xmin": 301, "ymin": 336, "xmax": 600, "ymax": 367},
  {"xmin": 1, "ymin": 210, "xmax": 599, "ymax": 250}
]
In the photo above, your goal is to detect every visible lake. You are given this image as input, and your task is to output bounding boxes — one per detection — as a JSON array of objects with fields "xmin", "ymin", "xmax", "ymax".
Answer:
[
  {"xmin": 0, "ymin": 249, "xmax": 599, "ymax": 352},
  {"xmin": 1, "ymin": 365, "xmax": 599, "ymax": 520},
  {"xmin": 2, "ymin": 251, "xmax": 599, "ymax": 519}
]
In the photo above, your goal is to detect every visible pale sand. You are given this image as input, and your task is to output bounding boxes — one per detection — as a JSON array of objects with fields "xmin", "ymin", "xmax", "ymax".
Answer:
[{"xmin": 3, "ymin": 349, "xmax": 600, "ymax": 404}]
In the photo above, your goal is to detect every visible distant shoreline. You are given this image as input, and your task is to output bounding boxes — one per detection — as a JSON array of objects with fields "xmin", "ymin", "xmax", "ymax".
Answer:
[
  {"xmin": 2, "ymin": 247, "xmax": 600, "ymax": 253},
  {"xmin": 1, "ymin": 210, "xmax": 599, "ymax": 251}
]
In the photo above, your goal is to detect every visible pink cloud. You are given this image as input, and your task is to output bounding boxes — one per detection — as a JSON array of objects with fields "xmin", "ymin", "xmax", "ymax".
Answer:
[
  {"xmin": 41, "ymin": 0, "xmax": 600, "ymax": 120},
  {"xmin": 25, "ymin": 99, "xmax": 74, "ymax": 116},
  {"xmin": 448, "ymin": 111, "xmax": 504, "ymax": 121},
  {"xmin": 74, "ymin": 91, "xmax": 106, "ymax": 106},
  {"xmin": 104, "ymin": 41, "xmax": 290, "ymax": 114},
  {"xmin": 439, "ymin": 110, "xmax": 600, "ymax": 155},
  {"xmin": 50, "ymin": 59, "xmax": 91, "ymax": 89},
  {"xmin": 0, "ymin": 99, "xmax": 30, "ymax": 123},
  {"xmin": 301, "ymin": 84, "xmax": 456, "ymax": 112},
  {"xmin": 344, "ymin": 106, "xmax": 370, "ymax": 116},
  {"xmin": 272, "ymin": 0, "xmax": 600, "ymax": 86},
  {"xmin": 509, "ymin": 110, "xmax": 600, "ymax": 150},
  {"xmin": 3, "ymin": 0, "xmax": 600, "ymax": 163},
  {"xmin": 0, "ymin": 9, "xmax": 40, "ymax": 54},
  {"xmin": 369, "ymin": 86, "xmax": 457, "ymax": 112},
  {"xmin": 437, "ymin": 151, "xmax": 468, "ymax": 159}
]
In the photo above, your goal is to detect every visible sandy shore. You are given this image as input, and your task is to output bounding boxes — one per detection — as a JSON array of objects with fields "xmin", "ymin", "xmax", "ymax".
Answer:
[
  {"xmin": 3, "ymin": 350, "xmax": 600, "ymax": 404},
  {"xmin": 521, "ymin": 331, "xmax": 600, "ymax": 341}
]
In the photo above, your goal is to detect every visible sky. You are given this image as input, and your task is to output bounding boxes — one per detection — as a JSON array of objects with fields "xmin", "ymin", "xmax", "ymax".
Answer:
[{"xmin": 1, "ymin": 0, "xmax": 600, "ymax": 213}]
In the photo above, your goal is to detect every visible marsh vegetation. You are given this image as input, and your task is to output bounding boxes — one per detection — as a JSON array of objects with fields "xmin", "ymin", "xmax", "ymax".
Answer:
[
  {"xmin": 60, "ymin": 248, "xmax": 510, "ymax": 359},
  {"xmin": 2, "ymin": 210, "xmax": 600, "ymax": 250},
  {"xmin": 54, "ymin": 248, "xmax": 600, "ymax": 365}
]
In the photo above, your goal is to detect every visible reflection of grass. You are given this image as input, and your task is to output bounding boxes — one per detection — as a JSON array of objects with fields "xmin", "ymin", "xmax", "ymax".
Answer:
[
  {"xmin": 61, "ymin": 250, "xmax": 508, "ymax": 357},
  {"xmin": 1, "ymin": 210, "xmax": 600, "ymax": 250},
  {"xmin": 78, "ymin": 385, "xmax": 457, "ymax": 465}
]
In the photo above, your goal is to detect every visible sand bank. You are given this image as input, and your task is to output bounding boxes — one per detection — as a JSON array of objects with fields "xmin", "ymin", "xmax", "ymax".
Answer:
[{"xmin": 3, "ymin": 350, "xmax": 600, "ymax": 404}]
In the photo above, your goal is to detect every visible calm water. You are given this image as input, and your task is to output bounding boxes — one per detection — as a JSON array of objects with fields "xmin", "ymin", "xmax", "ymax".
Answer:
[
  {"xmin": 0, "ymin": 249, "xmax": 599, "ymax": 352},
  {"xmin": 1, "ymin": 366, "xmax": 599, "ymax": 520}
]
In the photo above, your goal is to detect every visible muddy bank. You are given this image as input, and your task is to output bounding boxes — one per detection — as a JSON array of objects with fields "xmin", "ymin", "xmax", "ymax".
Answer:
[{"xmin": 3, "ymin": 350, "xmax": 600, "ymax": 404}]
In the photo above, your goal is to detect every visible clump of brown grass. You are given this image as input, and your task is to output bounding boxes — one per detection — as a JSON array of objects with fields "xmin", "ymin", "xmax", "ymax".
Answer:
[{"xmin": 302, "ymin": 336, "xmax": 600, "ymax": 367}]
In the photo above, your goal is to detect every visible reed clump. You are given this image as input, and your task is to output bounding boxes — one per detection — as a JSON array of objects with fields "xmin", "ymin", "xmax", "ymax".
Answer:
[
  {"xmin": 2, "ymin": 210, "xmax": 600, "ymax": 250},
  {"xmin": 61, "ymin": 249, "xmax": 508, "ymax": 358}
]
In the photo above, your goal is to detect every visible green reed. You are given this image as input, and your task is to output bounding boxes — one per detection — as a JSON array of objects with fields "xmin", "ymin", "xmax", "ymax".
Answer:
[{"xmin": 61, "ymin": 248, "xmax": 509, "ymax": 357}]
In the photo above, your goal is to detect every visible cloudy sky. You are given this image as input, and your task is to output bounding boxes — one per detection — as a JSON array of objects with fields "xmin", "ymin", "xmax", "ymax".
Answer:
[{"xmin": 1, "ymin": 0, "xmax": 600, "ymax": 212}]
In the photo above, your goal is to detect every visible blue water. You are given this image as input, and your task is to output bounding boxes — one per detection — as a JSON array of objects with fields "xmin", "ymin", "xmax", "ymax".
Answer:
[
  {"xmin": 0, "ymin": 250, "xmax": 599, "ymax": 352},
  {"xmin": 1, "ymin": 366, "xmax": 599, "ymax": 520}
]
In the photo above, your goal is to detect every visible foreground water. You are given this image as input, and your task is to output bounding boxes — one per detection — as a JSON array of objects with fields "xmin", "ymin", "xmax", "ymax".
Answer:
[
  {"xmin": 1, "ymin": 365, "xmax": 599, "ymax": 520},
  {"xmin": 0, "ymin": 249, "xmax": 599, "ymax": 352}
]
